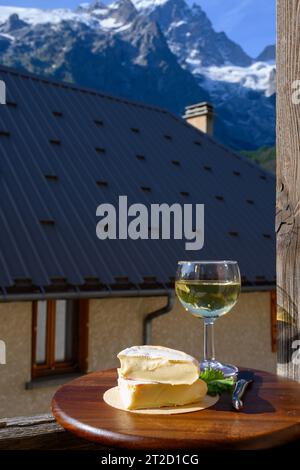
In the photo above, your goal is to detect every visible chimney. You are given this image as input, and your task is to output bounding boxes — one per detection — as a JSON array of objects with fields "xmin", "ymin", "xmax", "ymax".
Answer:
[{"xmin": 183, "ymin": 102, "xmax": 214, "ymax": 135}]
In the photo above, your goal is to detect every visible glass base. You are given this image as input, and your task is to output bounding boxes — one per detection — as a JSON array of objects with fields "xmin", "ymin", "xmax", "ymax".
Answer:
[{"xmin": 200, "ymin": 359, "xmax": 238, "ymax": 378}]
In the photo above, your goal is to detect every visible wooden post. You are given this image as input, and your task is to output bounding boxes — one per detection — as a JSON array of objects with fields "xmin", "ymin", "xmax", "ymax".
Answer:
[{"xmin": 277, "ymin": 0, "xmax": 300, "ymax": 381}]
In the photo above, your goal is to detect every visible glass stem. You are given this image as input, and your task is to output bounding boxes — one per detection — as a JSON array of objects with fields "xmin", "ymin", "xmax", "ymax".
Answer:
[{"xmin": 203, "ymin": 319, "xmax": 215, "ymax": 365}]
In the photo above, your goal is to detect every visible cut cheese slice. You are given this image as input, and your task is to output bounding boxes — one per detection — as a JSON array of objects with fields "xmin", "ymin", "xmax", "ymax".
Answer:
[
  {"xmin": 117, "ymin": 345, "xmax": 199, "ymax": 385},
  {"xmin": 118, "ymin": 377, "xmax": 207, "ymax": 410}
]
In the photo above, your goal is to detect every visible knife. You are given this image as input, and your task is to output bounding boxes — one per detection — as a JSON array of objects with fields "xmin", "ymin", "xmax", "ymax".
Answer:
[{"xmin": 232, "ymin": 370, "xmax": 254, "ymax": 411}]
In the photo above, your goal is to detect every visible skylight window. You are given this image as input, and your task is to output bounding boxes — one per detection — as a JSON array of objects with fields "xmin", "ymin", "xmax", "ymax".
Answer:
[
  {"xmin": 95, "ymin": 147, "xmax": 106, "ymax": 154},
  {"xmin": 49, "ymin": 139, "xmax": 61, "ymax": 146},
  {"xmin": 45, "ymin": 174, "xmax": 58, "ymax": 181},
  {"xmin": 0, "ymin": 130, "xmax": 10, "ymax": 137},
  {"xmin": 96, "ymin": 180, "xmax": 108, "ymax": 187},
  {"xmin": 39, "ymin": 219, "xmax": 55, "ymax": 226}
]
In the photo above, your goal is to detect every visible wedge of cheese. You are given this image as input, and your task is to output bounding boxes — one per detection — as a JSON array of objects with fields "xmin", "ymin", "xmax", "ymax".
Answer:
[
  {"xmin": 117, "ymin": 345, "xmax": 199, "ymax": 385},
  {"xmin": 118, "ymin": 377, "xmax": 207, "ymax": 410}
]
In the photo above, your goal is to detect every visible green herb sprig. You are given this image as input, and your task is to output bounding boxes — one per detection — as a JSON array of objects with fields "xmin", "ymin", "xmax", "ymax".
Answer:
[{"xmin": 199, "ymin": 368, "xmax": 235, "ymax": 396}]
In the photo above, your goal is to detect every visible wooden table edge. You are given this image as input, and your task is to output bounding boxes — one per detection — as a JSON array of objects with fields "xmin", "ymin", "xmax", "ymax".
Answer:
[{"xmin": 51, "ymin": 368, "xmax": 300, "ymax": 451}]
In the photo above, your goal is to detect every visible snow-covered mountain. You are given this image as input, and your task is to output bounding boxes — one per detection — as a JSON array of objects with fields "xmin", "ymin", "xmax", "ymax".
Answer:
[
  {"xmin": 133, "ymin": 0, "xmax": 252, "ymax": 67},
  {"xmin": 130, "ymin": 0, "xmax": 275, "ymax": 149},
  {"xmin": 0, "ymin": 0, "xmax": 275, "ymax": 150},
  {"xmin": 0, "ymin": 2, "xmax": 133, "ymax": 31}
]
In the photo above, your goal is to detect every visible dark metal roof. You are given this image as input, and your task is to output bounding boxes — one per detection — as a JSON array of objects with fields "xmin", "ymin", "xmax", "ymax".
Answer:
[{"xmin": 0, "ymin": 65, "xmax": 275, "ymax": 297}]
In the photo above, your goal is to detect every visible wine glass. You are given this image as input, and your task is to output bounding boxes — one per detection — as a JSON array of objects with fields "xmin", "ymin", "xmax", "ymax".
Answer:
[{"xmin": 175, "ymin": 260, "xmax": 241, "ymax": 378}]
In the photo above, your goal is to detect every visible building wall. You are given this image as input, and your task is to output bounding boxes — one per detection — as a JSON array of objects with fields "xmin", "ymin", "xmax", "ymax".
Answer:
[
  {"xmin": 89, "ymin": 291, "xmax": 276, "ymax": 373},
  {"xmin": 0, "ymin": 291, "xmax": 276, "ymax": 418},
  {"xmin": 0, "ymin": 301, "xmax": 55, "ymax": 418},
  {"xmin": 153, "ymin": 291, "xmax": 276, "ymax": 372}
]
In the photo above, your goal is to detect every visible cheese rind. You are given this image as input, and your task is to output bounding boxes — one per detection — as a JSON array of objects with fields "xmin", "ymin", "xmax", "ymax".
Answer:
[
  {"xmin": 117, "ymin": 346, "xmax": 200, "ymax": 385},
  {"xmin": 118, "ymin": 377, "xmax": 207, "ymax": 410}
]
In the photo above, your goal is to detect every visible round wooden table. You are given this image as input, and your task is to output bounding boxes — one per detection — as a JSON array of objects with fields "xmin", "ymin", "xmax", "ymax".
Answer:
[{"xmin": 51, "ymin": 368, "xmax": 300, "ymax": 450}]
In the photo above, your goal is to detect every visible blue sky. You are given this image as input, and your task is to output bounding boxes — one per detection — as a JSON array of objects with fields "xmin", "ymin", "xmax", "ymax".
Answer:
[{"xmin": 0, "ymin": 0, "xmax": 275, "ymax": 57}]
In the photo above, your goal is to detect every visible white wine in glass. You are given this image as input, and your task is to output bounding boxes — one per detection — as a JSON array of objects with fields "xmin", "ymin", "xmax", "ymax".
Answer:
[{"xmin": 175, "ymin": 261, "xmax": 241, "ymax": 377}]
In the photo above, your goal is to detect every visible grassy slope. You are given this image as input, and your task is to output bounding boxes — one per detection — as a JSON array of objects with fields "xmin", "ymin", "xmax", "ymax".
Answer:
[{"xmin": 240, "ymin": 146, "xmax": 276, "ymax": 173}]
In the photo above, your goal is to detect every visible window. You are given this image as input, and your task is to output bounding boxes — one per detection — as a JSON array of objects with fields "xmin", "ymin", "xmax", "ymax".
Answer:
[{"xmin": 32, "ymin": 299, "xmax": 88, "ymax": 378}]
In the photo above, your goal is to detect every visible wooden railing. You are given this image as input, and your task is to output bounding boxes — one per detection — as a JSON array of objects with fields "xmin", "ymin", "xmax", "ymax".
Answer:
[
  {"xmin": 0, "ymin": 414, "xmax": 110, "ymax": 450},
  {"xmin": 0, "ymin": 413, "xmax": 299, "ymax": 450}
]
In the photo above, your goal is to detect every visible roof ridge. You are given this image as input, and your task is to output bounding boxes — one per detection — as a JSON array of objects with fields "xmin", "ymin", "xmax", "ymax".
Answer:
[{"xmin": 0, "ymin": 64, "xmax": 171, "ymax": 115}]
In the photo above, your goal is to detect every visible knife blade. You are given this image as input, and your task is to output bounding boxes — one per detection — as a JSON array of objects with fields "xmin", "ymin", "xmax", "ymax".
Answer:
[{"xmin": 232, "ymin": 370, "xmax": 254, "ymax": 411}]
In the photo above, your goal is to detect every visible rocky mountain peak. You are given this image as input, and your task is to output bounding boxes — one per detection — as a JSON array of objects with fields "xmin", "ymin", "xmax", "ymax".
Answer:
[
  {"xmin": 134, "ymin": 0, "xmax": 252, "ymax": 67},
  {"xmin": 0, "ymin": 13, "xmax": 28, "ymax": 33},
  {"xmin": 77, "ymin": 1, "xmax": 106, "ymax": 12},
  {"xmin": 256, "ymin": 45, "xmax": 275, "ymax": 62},
  {"xmin": 131, "ymin": 0, "xmax": 171, "ymax": 11},
  {"xmin": 109, "ymin": 0, "xmax": 138, "ymax": 23},
  {"xmin": 78, "ymin": 0, "xmax": 138, "ymax": 26}
]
